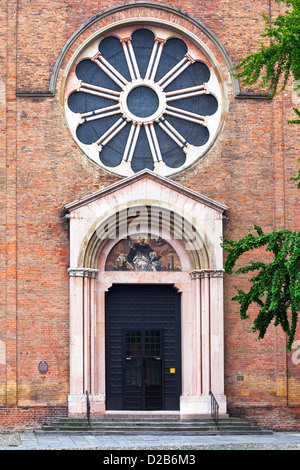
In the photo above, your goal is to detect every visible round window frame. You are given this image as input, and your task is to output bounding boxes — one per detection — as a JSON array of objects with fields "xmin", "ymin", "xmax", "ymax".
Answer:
[
  {"xmin": 120, "ymin": 81, "xmax": 165, "ymax": 124},
  {"xmin": 63, "ymin": 19, "xmax": 226, "ymax": 178}
]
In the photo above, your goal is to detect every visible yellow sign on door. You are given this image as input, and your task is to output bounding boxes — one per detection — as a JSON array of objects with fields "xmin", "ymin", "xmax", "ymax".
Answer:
[{"xmin": 170, "ymin": 368, "xmax": 175, "ymax": 373}]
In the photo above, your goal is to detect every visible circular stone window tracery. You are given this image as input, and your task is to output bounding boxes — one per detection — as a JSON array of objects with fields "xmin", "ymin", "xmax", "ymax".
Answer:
[{"xmin": 64, "ymin": 24, "xmax": 224, "ymax": 177}]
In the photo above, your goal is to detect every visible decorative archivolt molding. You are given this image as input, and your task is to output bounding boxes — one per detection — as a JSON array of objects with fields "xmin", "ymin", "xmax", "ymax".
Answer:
[{"xmin": 81, "ymin": 206, "xmax": 212, "ymax": 271}]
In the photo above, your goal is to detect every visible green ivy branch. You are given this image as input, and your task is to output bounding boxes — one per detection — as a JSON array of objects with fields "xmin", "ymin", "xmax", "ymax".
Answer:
[
  {"xmin": 222, "ymin": 1, "xmax": 300, "ymax": 349},
  {"xmin": 222, "ymin": 226, "xmax": 300, "ymax": 350},
  {"xmin": 233, "ymin": 0, "xmax": 300, "ymax": 185},
  {"xmin": 233, "ymin": 0, "xmax": 300, "ymax": 97}
]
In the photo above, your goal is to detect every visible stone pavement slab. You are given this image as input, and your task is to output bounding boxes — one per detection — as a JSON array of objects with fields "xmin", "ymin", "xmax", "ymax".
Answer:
[{"xmin": 1, "ymin": 431, "xmax": 300, "ymax": 450}]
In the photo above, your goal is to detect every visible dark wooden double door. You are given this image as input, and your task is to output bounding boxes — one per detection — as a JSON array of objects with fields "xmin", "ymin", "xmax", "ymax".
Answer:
[{"xmin": 105, "ymin": 285, "xmax": 181, "ymax": 411}]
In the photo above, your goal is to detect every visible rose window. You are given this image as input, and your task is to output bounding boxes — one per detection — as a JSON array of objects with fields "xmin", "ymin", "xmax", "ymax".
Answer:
[{"xmin": 64, "ymin": 26, "xmax": 223, "ymax": 177}]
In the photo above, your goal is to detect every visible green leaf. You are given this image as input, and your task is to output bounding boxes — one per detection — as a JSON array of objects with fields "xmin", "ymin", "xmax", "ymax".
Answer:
[{"xmin": 221, "ymin": 227, "xmax": 300, "ymax": 349}]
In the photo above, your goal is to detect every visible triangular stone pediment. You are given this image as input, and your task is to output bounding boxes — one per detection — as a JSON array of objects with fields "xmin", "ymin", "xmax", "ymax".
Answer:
[{"xmin": 64, "ymin": 169, "xmax": 228, "ymax": 215}]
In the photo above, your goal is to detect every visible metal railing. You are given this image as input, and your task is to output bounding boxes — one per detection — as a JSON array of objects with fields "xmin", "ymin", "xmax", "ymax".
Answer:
[
  {"xmin": 209, "ymin": 391, "xmax": 219, "ymax": 429},
  {"xmin": 86, "ymin": 390, "xmax": 91, "ymax": 428}
]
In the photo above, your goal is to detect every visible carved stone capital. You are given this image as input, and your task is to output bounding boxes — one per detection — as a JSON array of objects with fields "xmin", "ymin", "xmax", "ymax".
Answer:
[
  {"xmin": 190, "ymin": 269, "xmax": 224, "ymax": 279},
  {"xmin": 68, "ymin": 267, "xmax": 99, "ymax": 278}
]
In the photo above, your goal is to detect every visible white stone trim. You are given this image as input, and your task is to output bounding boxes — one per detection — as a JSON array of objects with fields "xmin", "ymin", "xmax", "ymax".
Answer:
[
  {"xmin": 190, "ymin": 269, "xmax": 224, "ymax": 279},
  {"xmin": 68, "ymin": 267, "xmax": 99, "ymax": 278}
]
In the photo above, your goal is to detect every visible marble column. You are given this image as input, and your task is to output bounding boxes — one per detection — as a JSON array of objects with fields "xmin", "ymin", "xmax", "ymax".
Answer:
[
  {"xmin": 67, "ymin": 267, "xmax": 98, "ymax": 415},
  {"xmin": 180, "ymin": 269, "xmax": 227, "ymax": 416}
]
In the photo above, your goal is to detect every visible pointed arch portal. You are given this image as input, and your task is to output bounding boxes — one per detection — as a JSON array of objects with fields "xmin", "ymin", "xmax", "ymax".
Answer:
[{"xmin": 65, "ymin": 170, "xmax": 228, "ymax": 416}]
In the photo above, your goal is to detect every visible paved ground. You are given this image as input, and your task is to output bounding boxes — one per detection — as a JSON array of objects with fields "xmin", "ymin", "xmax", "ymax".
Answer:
[{"xmin": 1, "ymin": 431, "xmax": 300, "ymax": 451}]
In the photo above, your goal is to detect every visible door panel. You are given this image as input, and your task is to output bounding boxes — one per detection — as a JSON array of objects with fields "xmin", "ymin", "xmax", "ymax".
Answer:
[
  {"xmin": 124, "ymin": 330, "xmax": 162, "ymax": 410},
  {"xmin": 124, "ymin": 330, "xmax": 143, "ymax": 410},
  {"xmin": 144, "ymin": 357, "xmax": 162, "ymax": 410},
  {"xmin": 124, "ymin": 357, "xmax": 143, "ymax": 410}
]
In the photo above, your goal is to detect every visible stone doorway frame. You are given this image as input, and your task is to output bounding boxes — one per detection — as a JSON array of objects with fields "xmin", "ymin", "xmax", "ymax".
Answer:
[{"xmin": 64, "ymin": 170, "xmax": 228, "ymax": 417}]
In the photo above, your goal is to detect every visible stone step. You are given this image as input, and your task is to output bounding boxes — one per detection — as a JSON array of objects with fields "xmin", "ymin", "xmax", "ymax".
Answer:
[
  {"xmin": 35, "ymin": 430, "xmax": 272, "ymax": 436},
  {"xmin": 35, "ymin": 416, "xmax": 273, "ymax": 436},
  {"xmin": 40, "ymin": 418, "xmax": 254, "ymax": 428},
  {"xmin": 41, "ymin": 421, "xmax": 255, "ymax": 429},
  {"xmin": 54, "ymin": 416, "xmax": 252, "ymax": 423}
]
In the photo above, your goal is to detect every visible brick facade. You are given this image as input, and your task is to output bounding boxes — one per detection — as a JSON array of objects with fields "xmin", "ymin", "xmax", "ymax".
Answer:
[{"xmin": 0, "ymin": 1, "xmax": 299, "ymax": 431}]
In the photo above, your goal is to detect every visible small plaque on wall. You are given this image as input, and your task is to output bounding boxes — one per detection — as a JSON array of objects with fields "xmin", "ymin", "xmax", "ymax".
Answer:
[{"xmin": 38, "ymin": 361, "xmax": 48, "ymax": 375}]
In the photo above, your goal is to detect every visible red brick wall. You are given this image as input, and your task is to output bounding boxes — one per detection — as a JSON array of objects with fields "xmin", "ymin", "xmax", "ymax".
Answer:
[
  {"xmin": 1, "ymin": 0, "xmax": 299, "ymax": 431},
  {"xmin": 0, "ymin": 406, "xmax": 67, "ymax": 433}
]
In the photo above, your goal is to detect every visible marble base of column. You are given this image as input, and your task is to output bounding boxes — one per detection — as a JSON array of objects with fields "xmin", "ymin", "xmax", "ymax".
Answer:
[{"xmin": 180, "ymin": 394, "xmax": 227, "ymax": 417}]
